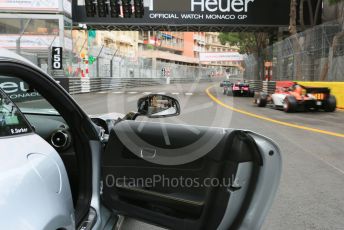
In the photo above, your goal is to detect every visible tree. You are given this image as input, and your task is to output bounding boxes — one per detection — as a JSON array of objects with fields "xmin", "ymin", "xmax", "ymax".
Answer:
[
  {"xmin": 290, "ymin": 0, "xmax": 341, "ymax": 80},
  {"xmin": 218, "ymin": 32, "xmax": 268, "ymax": 55},
  {"xmin": 218, "ymin": 32, "xmax": 269, "ymax": 80},
  {"xmin": 289, "ymin": 0, "xmax": 303, "ymax": 80},
  {"xmin": 289, "ymin": 0, "xmax": 298, "ymax": 34},
  {"xmin": 299, "ymin": 0, "xmax": 306, "ymax": 30},
  {"xmin": 313, "ymin": 0, "xmax": 322, "ymax": 25},
  {"xmin": 295, "ymin": 0, "xmax": 323, "ymax": 32},
  {"xmin": 321, "ymin": 0, "xmax": 344, "ymax": 80},
  {"xmin": 328, "ymin": 0, "xmax": 344, "ymax": 4}
]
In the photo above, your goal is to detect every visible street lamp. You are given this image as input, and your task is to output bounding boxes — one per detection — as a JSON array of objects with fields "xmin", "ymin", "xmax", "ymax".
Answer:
[{"xmin": 16, "ymin": 19, "xmax": 31, "ymax": 55}]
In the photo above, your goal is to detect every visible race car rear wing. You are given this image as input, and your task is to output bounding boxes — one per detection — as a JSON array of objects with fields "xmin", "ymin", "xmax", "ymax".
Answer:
[
  {"xmin": 235, "ymin": 83, "xmax": 250, "ymax": 87},
  {"xmin": 304, "ymin": 87, "xmax": 330, "ymax": 95}
]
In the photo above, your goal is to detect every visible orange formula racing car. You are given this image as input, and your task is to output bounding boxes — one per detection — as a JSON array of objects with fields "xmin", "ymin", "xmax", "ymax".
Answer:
[{"xmin": 254, "ymin": 81, "xmax": 337, "ymax": 113}]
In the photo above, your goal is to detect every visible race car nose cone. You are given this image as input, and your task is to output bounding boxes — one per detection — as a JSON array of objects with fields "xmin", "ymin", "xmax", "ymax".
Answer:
[{"xmin": 27, "ymin": 153, "xmax": 62, "ymax": 194}]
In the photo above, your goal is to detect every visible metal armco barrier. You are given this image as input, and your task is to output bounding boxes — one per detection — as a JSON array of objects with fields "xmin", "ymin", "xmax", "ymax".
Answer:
[
  {"xmin": 58, "ymin": 77, "xmax": 213, "ymax": 95},
  {"xmin": 248, "ymin": 80, "xmax": 263, "ymax": 92},
  {"xmin": 262, "ymin": 81, "xmax": 277, "ymax": 94}
]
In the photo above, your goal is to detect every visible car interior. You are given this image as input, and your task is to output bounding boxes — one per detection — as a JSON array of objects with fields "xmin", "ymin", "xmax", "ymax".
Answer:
[
  {"xmin": 102, "ymin": 120, "xmax": 262, "ymax": 229},
  {"xmin": 0, "ymin": 62, "xmax": 266, "ymax": 229}
]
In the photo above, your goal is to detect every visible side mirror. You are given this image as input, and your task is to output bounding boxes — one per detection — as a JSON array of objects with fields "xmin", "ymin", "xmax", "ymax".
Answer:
[{"xmin": 137, "ymin": 94, "xmax": 180, "ymax": 118}]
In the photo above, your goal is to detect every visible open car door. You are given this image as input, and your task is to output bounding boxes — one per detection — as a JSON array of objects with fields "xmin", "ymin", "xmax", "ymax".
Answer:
[{"xmin": 102, "ymin": 120, "xmax": 281, "ymax": 230}]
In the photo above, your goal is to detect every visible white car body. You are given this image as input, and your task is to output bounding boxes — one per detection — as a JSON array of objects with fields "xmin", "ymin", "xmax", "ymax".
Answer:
[
  {"xmin": 271, "ymin": 92, "xmax": 318, "ymax": 107},
  {"xmin": 271, "ymin": 93, "xmax": 287, "ymax": 107},
  {"xmin": 0, "ymin": 134, "xmax": 74, "ymax": 230},
  {"xmin": 0, "ymin": 49, "xmax": 75, "ymax": 230}
]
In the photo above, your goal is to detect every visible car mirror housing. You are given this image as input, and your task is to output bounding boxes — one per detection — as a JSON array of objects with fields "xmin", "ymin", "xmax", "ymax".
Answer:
[{"xmin": 137, "ymin": 94, "xmax": 180, "ymax": 118}]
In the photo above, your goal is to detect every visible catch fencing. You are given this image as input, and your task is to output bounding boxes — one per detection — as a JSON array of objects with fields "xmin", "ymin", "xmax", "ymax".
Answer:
[
  {"xmin": 4, "ymin": 44, "xmax": 220, "ymax": 94},
  {"xmin": 65, "ymin": 48, "xmax": 217, "ymax": 94},
  {"xmin": 73, "ymin": 46, "xmax": 218, "ymax": 80},
  {"xmin": 244, "ymin": 21, "xmax": 344, "ymax": 82}
]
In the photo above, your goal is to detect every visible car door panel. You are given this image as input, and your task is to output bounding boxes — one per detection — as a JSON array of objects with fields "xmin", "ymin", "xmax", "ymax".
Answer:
[{"xmin": 101, "ymin": 120, "xmax": 280, "ymax": 230}]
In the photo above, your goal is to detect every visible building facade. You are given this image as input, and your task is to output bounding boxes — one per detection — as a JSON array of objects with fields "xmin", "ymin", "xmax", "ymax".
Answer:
[
  {"xmin": 137, "ymin": 31, "xmax": 199, "ymax": 70},
  {"xmin": 0, "ymin": 0, "xmax": 73, "ymax": 76},
  {"xmin": 204, "ymin": 32, "xmax": 243, "ymax": 75},
  {"xmin": 192, "ymin": 32, "xmax": 206, "ymax": 59},
  {"xmin": 94, "ymin": 31, "xmax": 139, "ymax": 58}
]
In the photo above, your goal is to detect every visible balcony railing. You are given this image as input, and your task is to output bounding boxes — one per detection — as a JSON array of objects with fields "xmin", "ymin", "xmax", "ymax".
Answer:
[
  {"xmin": 193, "ymin": 34, "xmax": 206, "ymax": 43},
  {"xmin": 193, "ymin": 46, "xmax": 205, "ymax": 52}
]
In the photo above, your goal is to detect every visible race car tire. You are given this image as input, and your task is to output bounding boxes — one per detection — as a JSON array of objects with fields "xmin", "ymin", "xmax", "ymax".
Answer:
[
  {"xmin": 223, "ymin": 88, "xmax": 226, "ymax": 95},
  {"xmin": 283, "ymin": 96, "xmax": 297, "ymax": 113},
  {"xmin": 324, "ymin": 95, "xmax": 337, "ymax": 112},
  {"xmin": 257, "ymin": 96, "xmax": 267, "ymax": 107},
  {"xmin": 227, "ymin": 90, "xmax": 233, "ymax": 96}
]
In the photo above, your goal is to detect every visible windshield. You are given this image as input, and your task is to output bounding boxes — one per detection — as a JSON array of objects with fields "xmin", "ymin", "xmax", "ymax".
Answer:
[{"xmin": 0, "ymin": 75, "xmax": 59, "ymax": 115}]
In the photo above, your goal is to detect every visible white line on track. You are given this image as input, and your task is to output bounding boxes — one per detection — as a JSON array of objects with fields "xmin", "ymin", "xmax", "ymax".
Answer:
[
  {"xmin": 142, "ymin": 92, "xmax": 152, "ymax": 95},
  {"xmin": 172, "ymin": 92, "xmax": 180, "ymax": 95},
  {"xmin": 112, "ymin": 91, "xmax": 124, "ymax": 94},
  {"xmin": 97, "ymin": 91, "xmax": 108, "ymax": 94},
  {"xmin": 185, "ymin": 93, "xmax": 193, "ymax": 96},
  {"xmin": 157, "ymin": 92, "xmax": 166, "ymax": 95},
  {"xmin": 127, "ymin": 92, "xmax": 138, "ymax": 94}
]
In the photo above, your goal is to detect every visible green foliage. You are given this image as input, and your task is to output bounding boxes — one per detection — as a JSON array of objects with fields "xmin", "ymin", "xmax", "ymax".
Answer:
[
  {"xmin": 218, "ymin": 32, "xmax": 258, "ymax": 54},
  {"xmin": 328, "ymin": 0, "xmax": 344, "ymax": 4},
  {"xmin": 218, "ymin": 33, "xmax": 240, "ymax": 46},
  {"xmin": 145, "ymin": 44, "xmax": 154, "ymax": 50},
  {"xmin": 88, "ymin": 55, "xmax": 96, "ymax": 64}
]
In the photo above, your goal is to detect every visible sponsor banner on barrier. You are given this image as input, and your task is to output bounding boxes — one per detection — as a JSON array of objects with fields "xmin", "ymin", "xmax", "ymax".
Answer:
[
  {"xmin": 0, "ymin": 77, "xmax": 70, "ymax": 102},
  {"xmin": 199, "ymin": 52, "xmax": 243, "ymax": 62}
]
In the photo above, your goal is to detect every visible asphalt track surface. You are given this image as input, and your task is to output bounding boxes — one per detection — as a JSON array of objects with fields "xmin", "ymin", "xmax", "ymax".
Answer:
[{"xmin": 73, "ymin": 82, "xmax": 344, "ymax": 230}]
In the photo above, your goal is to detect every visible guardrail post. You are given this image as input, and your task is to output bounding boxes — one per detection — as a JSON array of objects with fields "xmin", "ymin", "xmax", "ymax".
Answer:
[
  {"xmin": 96, "ymin": 45, "xmax": 104, "ymax": 78},
  {"xmin": 110, "ymin": 49, "xmax": 118, "ymax": 78}
]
